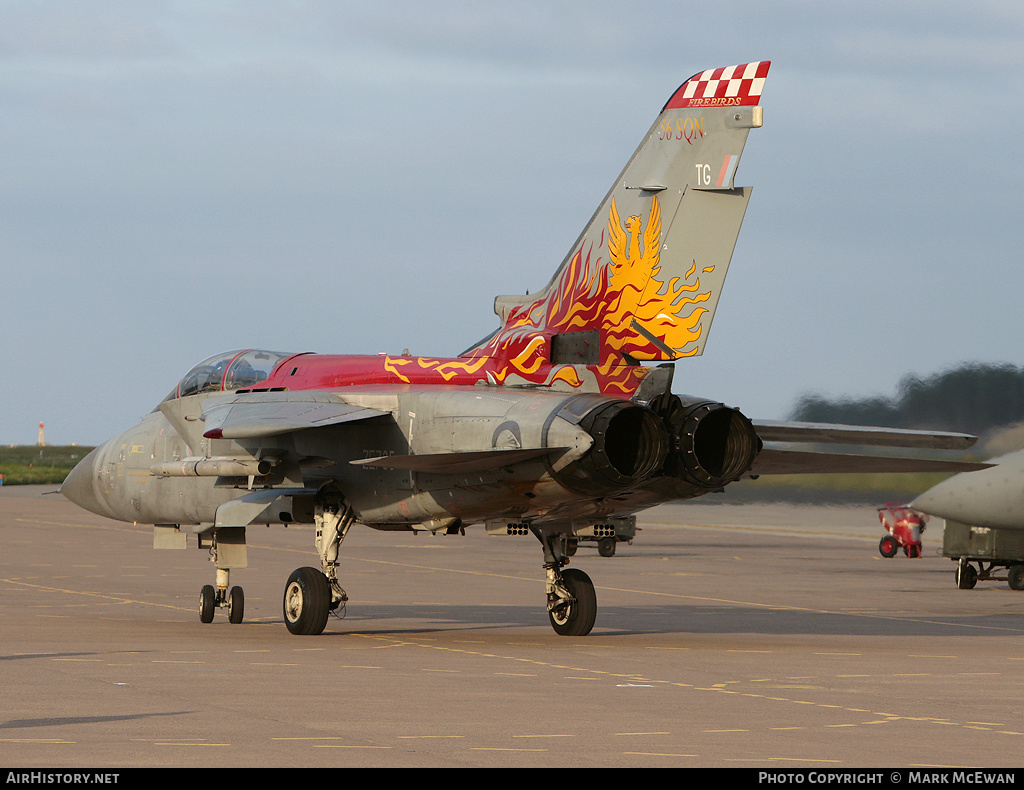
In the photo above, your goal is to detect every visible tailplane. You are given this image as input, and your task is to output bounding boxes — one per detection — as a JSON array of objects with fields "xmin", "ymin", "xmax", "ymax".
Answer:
[{"xmin": 464, "ymin": 61, "xmax": 770, "ymax": 390}]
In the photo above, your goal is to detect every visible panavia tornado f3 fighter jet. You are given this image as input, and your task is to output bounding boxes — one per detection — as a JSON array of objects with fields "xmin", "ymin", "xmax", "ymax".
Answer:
[{"xmin": 61, "ymin": 61, "xmax": 982, "ymax": 636}]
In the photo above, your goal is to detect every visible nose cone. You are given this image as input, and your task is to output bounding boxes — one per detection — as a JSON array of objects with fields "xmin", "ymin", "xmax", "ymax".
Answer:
[
  {"xmin": 61, "ymin": 445, "xmax": 110, "ymax": 518},
  {"xmin": 911, "ymin": 450, "xmax": 1024, "ymax": 530}
]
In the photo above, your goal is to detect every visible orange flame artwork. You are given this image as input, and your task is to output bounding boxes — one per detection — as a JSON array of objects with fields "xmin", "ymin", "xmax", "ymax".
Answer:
[{"xmin": 390, "ymin": 194, "xmax": 716, "ymax": 396}]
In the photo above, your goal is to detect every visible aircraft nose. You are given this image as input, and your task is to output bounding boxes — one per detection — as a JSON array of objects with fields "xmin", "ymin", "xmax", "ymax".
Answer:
[{"xmin": 60, "ymin": 445, "xmax": 109, "ymax": 518}]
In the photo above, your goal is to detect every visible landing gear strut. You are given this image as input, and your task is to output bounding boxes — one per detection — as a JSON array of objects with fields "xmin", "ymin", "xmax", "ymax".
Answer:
[
  {"xmin": 282, "ymin": 490, "xmax": 353, "ymax": 636},
  {"xmin": 537, "ymin": 530, "xmax": 597, "ymax": 636}
]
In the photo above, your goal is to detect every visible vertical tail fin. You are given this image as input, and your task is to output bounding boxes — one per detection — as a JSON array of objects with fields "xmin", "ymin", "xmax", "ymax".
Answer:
[{"xmin": 466, "ymin": 61, "xmax": 770, "ymax": 389}]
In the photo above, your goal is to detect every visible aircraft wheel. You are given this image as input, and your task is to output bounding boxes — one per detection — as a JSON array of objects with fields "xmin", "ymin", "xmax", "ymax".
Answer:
[
  {"xmin": 878, "ymin": 536, "xmax": 898, "ymax": 558},
  {"xmin": 955, "ymin": 562, "xmax": 978, "ymax": 590},
  {"xmin": 548, "ymin": 568, "xmax": 597, "ymax": 637},
  {"xmin": 283, "ymin": 567, "xmax": 331, "ymax": 635},
  {"xmin": 598, "ymin": 537, "xmax": 616, "ymax": 557},
  {"xmin": 228, "ymin": 586, "xmax": 244, "ymax": 624},
  {"xmin": 1007, "ymin": 565, "xmax": 1024, "ymax": 591},
  {"xmin": 199, "ymin": 584, "xmax": 216, "ymax": 623}
]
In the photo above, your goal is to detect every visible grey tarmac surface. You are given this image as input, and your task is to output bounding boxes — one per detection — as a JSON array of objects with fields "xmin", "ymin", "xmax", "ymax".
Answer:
[{"xmin": 2, "ymin": 486, "xmax": 1023, "ymax": 769}]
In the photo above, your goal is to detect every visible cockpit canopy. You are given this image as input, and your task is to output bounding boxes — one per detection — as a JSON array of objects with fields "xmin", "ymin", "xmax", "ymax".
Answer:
[{"xmin": 174, "ymin": 350, "xmax": 294, "ymax": 399}]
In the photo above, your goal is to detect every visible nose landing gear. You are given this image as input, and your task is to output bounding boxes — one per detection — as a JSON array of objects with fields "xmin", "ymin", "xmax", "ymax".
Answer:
[
  {"xmin": 196, "ymin": 527, "xmax": 247, "ymax": 624},
  {"xmin": 198, "ymin": 571, "xmax": 244, "ymax": 624}
]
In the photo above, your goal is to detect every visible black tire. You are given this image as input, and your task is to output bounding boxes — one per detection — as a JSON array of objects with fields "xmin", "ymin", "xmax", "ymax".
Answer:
[
  {"xmin": 956, "ymin": 562, "xmax": 978, "ymax": 590},
  {"xmin": 598, "ymin": 537, "xmax": 616, "ymax": 557},
  {"xmin": 548, "ymin": 568, "xmax": 597, "ymax": 637},
  {"xmin": 565, "ymin": 538, "xmax": 578, "ymax": 557},
  {"xmin": 1008, "ymin": 565, "xmax": 1024, "ymax": 591},
  {"xmin": 199, "ymin": 584, "xmax": 215, "ymax": 624},
  {"xmin": 878, "ymin": 536, "xmax": 898, "ymax": 558},
  {"xmin": 283, "ymin": 567, "xmax": 331, "ymax": 635},
  {"xmin": 228, "ymin": 586, "xmax": 244, "ymax": 624}
]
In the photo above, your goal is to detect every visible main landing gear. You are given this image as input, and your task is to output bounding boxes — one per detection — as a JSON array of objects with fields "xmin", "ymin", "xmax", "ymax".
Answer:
[
  {"xmin": 282, "ymin": 491, "xmax": 352, "ymax": 636},
  {"xmin": 539, "ymin": 530, "xmax": 597, "ymax": 636},
  {"xmin": 278, "ymin": 491, "xmax": 599, "ymax": 637}
]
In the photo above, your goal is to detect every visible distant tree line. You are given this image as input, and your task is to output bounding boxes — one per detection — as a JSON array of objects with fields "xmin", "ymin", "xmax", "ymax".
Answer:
[{"xmin": 789, "ymin": 363, "xmax": 1024, "ymax": 436}]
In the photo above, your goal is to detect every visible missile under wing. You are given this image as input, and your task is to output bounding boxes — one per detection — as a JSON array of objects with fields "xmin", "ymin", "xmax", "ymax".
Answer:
[{"xmin": 62, "ymin": 62, "xmax": 982, "ymax": 638}]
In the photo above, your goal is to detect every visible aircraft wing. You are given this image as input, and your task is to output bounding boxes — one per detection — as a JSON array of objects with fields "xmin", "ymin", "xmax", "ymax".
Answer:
[
  {"xmin": 199, "ymin": 393, "xmax": 389, "ymax": 440},
  {"xmin": 750, "ymin": 448, "xmax": 990, "ymax": 476},
  {"xmin": 751, "ymin": 420, "xmax": 976, "ymax": 451},
  {"xmin": 749, "ymin": 420, "xmax": 989, "ymax": 476}
]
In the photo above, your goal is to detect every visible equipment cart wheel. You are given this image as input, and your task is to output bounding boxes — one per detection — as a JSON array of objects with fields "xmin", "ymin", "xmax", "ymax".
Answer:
[
  {"xmin": 598, "ymin": 537, "xmax": 617, "ymax": 557},
  {"xmin": 1008, "ymin": 565, "xmax": 1024, "ymax": 591},
  {"xmin": 878, "ymin": 536, "xmax": 898, "ymax": 558},
  {"xmin": 955, "ymin": 562, "xmax": 978, "ymax": 590}
]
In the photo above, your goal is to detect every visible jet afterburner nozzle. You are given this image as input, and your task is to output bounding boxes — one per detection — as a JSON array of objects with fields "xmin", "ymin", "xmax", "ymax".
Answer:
[
  {"xmin": 666, "ymin": 398, "xmax": 760, "ymax": 488},
  {"xmin": 550, "ymin": 395, "xmax": 669, "ymax": 495}
]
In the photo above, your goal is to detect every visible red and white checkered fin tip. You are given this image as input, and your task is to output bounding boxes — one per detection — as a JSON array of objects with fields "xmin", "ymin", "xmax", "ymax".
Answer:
[{"xmin": 663, "ymin": 61, "xmax": 771, "ymax": 110}]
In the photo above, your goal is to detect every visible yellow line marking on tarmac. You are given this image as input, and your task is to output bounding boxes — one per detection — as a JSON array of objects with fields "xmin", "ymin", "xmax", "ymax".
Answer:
[
  {"xmin": 1, "ymin": 577, "xmax": 189, "ymax": 611},
  {"xmin": 1, "ymin": 739, "xmax": 75, "ymax": 744},
  {"xmin": 470, "ymin": 747, "xmax": 547, "ymax": 752},
  {"xmin": 270, "ymin": 737, "xmax": 343, "ymax": 741}
]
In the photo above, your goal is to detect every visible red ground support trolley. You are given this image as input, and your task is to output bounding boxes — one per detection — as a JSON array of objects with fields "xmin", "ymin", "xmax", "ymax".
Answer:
[{"xmin": 877, "ymin": 503, "xmax": 928, "ymax": 558}]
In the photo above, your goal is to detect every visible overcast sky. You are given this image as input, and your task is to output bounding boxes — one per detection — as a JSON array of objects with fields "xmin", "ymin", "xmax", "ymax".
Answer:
[{"xmin": 2, "ymin": 1, "xmax": 1022, "ymax": 446}]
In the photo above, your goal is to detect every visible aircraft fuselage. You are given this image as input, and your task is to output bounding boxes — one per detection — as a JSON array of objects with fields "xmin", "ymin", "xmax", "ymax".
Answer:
[{"xmin": 64, "ymin": 351, "xmax": 754, "ymax": 533}]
